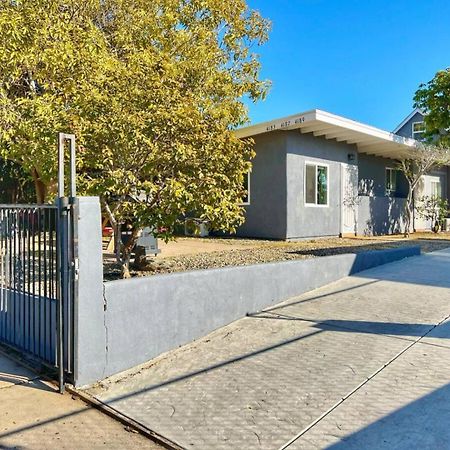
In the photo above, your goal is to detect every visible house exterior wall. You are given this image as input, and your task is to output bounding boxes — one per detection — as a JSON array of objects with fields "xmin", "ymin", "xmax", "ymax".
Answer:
[
  {"xmin": 285, "ymin": 132, "xmax": 358, "ymax": 239},
  {"xmin": 236, "ymin": 121, "xmax": 450, "ymax": 240},
  {"xmin": 357, "ymin": 153, "xmax": 408, "ymax": 235},
  {"xmin": 236, "ymin": 132, "xmax": 288, "ymax": 239},
  {"xmin": 414, "ymin": 169, "xmax": 448, "ymax": 230},
  {"xmin": 358, "ymin": 154, "xmax": 408, "ymax": 198},
  {"xmin": 395, "ymin": 111, "xmax": 425, "ymax": 139},
  {"xmin": 357, "ymin": 196, "xmax": 406, "ymax": 236}
]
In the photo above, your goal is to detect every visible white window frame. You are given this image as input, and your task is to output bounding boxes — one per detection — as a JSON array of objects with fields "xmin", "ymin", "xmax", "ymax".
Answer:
[
  {"xmin": 240, "ymin": 171, "xmax": 251, "ymax": 206},
  {"xmin": 431, "ymin": 180, "xmax": 442, "ymax": 198},
  {"xmin": 304, "ymin": 161, "xmax": 329, "ymax": 208},
  {"xmin": 385, "ymin": 167, "xmax": 398, "ymax": 196},
  {"xmin": 412, "ymin": 121, "xmax": 425, "ymax": 140}
]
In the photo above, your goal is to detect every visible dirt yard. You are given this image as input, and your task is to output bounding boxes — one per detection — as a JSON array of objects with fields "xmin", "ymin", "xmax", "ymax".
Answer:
[{"xmin": 103, "ymin": 232, "xmax": 450, "ymax": 280}]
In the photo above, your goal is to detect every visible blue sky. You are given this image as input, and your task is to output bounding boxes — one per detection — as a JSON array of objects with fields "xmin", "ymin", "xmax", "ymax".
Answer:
[{"xmin": 245, "ymin": 0, "xmax": 450, "ymax": 131}]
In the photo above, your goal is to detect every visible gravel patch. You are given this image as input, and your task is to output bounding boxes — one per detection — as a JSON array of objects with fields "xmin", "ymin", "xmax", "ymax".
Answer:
[{"xmin": 104, "ymin": 234, "xmax": 450, "ymax": 280}]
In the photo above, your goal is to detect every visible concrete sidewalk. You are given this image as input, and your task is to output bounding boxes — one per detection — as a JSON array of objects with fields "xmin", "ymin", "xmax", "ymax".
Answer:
[
  {"xmin": 87, "ymin": 249, "xmax": 450, "ymax": 449},
  {"xmin": 0, "ymin": 351, "xmax": 164, "ymax": 449}
]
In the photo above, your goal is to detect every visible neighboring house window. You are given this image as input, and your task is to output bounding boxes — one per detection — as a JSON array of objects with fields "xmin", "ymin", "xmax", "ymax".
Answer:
[
  {"xmin": 241, "ymin": 171, "xmax": 250, "ymax": 205},
  {"xmin": 412, "ymin": 121, "xmax": 425, "ymax": 140},
  {"xmin": 431, "ymin": 180, "xmax": 442, "ymax": 198},
  {"xmin": 305, "ymin": 162, "xmax": 329, "ymax": 206},
  {"xmin": 385, "ymin": 168, "xmax": 398, "ymax": 196}
]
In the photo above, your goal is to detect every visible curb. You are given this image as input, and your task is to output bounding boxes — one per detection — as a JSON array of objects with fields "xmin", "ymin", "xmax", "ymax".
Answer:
[{"xmin": 65, "ymin": 385, "xmax": 184, "ymax": 450}]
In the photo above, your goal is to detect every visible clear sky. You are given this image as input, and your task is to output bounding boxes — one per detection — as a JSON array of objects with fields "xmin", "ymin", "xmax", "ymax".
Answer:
[{"xmin": 245, "ymin": 0, "xmax": 450, "ymax": 131}]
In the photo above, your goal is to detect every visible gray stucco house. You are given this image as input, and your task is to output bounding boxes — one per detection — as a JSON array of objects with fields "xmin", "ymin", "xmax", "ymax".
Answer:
[{"xmin": 235, "ymin": 108, "xmax": 449, "ymax": 239}]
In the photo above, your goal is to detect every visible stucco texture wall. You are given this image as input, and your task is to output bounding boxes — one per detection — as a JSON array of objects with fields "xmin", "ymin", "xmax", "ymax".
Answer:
[
  {"xmin": 357, "ymin": 196, "xmax": 406, "ymax": 236},
  {"xmin": 285, "ymin": 132, "xmax": 357, "ymax": 239},
  {"xmin": 237, "ymin": 132, "xmax": 288, "ymax": 239},
  {"xmin": 358, "ymin": 153, "xmax": 408, "ymax": 198},
  {"xmin": 95, "ymin": 247, "xmax": 419, "ymax": 384}
]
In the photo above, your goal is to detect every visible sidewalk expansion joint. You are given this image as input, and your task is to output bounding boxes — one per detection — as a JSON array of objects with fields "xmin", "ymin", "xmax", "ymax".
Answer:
[{"xmin": 278, "ymin": 312, "xmax": 450, "ymax": 450}]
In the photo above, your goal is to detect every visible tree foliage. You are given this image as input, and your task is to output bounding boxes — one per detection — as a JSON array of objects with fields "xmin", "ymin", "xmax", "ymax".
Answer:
[
  {"xmin": 0, "ymin": 158, "xmax": 34, "ymax": 203},
  {"xmin": 416, "ymin": 195, "xmax": 448, "ymax": 233},
  {"xmin": 414, "ymin": 68, "xmax": 450, "ymax": 145},
  {"xmin": 398, "ymin": 142, "xmax": 450, "ymax": 236},
  {"xmin": 0, "ymin": 1, "xmax": 113, "ymax": 201},
  {"xmin": 0, "ymin": 0, "xmax": 270, "ymax": 276}
]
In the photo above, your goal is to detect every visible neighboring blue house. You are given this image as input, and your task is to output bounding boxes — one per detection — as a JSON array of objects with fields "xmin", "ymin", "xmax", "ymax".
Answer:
[
  {"xmin": 393, "ymin": 108, "xmax": 426, "ymax": 140},
  {"xmin": 235, "ymin": 109, "xmax": 448, "ymax": 239}
]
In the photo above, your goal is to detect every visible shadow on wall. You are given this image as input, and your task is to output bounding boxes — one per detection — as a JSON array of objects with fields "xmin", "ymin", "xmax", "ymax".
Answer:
[{"xmin": 361, "ymin": 196, "xmax": 406, "ymax": 236}]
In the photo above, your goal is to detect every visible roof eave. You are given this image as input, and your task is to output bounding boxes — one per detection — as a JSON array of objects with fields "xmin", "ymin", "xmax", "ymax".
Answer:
[{"xmin": 235, "ymin": 109, "xmax": 417, "ymax": 160}]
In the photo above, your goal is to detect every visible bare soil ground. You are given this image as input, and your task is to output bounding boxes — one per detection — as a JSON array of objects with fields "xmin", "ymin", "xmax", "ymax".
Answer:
[{"xmin": 103, "ymin": 232, "xmax": 450, "ymax": 280}]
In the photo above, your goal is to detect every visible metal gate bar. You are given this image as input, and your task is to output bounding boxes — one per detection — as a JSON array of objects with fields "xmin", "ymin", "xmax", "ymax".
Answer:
[
  {"xmin": 0, "ymin": 133, "xmax": 76, "ymax": 393},
  {"xmin": 0, "ymin": 205, "xmax": 61, "ymax": 364}
]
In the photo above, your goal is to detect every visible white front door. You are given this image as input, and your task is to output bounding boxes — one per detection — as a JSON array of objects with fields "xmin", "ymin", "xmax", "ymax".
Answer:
[{"xmin": 341, "ymin": 163, "xmax": 358, "ymax": 235}]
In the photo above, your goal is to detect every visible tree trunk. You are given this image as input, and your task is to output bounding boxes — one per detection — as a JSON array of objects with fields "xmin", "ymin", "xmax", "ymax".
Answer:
[
  {"xmin": 31, "ymin": 167, "xmax": 47, "ymax": 204},
  {"xmin": 404, "ymin": 180, "xmax": 417, "ymax": 238},
  {"xmin": 404, "ymin": 190, "xmax": 412, "ymax": 237},
  {"xmin": 114, "ymin": 222, "xmax": 121, "ymax": 263},
  {"xmin": 120, "ymin": 227, "xmax": 141, "ymax": 279},
  {"xmin": 101, "ymin": 199, "xmax": 123, "ymax": 263}
]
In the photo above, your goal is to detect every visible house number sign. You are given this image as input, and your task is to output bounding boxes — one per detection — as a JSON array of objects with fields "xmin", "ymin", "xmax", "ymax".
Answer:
[{"xmin": 266, "ymin": 116, "xmax": 306, "ymax": 132}]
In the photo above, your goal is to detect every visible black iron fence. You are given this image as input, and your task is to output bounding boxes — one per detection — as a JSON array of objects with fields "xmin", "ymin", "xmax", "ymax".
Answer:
[{"xmin": 0, "ymin": 204, "xmax": 74, "ymax": 388}]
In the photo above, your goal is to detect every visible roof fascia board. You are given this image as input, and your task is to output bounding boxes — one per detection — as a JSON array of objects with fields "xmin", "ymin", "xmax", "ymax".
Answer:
[
  {"xmin": 235, "ymin": 109, "xmax": 416, "ymax": 151},
  {"xmin": 234, "ymin": 110, "xmax": 317, "ymax": 139}
]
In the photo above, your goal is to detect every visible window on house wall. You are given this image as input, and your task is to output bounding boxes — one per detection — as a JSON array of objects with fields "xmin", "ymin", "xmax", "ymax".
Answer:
[
  {"xmin": 412, "ymin": 121, "xmax": 426, "ymax": 140},
  {"xmin": 305, "ymin": 163, "xmax": 328, "ymax": 206},
  {"xmin": 385, "ymin": 168, "xmax": 398, "ymax": 196},
  {"xmin": 431, "ymin": 180, "xmax": 442, "ymax": 198},
  {"xmin": 241, "ymin": 171, "xmax": 250, "ymax": 205}
]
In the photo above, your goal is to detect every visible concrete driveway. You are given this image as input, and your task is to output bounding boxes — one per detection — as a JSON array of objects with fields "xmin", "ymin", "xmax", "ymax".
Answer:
[{"xmin": 87, "ymin": 249, "xmax": 450, "ymax": 449}]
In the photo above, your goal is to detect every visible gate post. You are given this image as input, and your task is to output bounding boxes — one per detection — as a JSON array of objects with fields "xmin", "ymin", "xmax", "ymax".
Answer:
[{"xmin": 72, "ymin": 197, "xmax": 105, "ymax": 387}]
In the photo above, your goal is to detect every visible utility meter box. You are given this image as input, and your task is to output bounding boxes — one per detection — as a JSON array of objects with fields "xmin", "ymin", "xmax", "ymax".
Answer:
[{"xmin": 136, "ymin": 228, "xmax": 161, "ymax": 256}]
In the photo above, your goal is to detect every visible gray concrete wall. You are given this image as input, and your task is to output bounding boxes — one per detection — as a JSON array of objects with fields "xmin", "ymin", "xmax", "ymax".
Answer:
[
  {"xmin": 358, "ymin": 196, "xmax": 406, "ymax": 236},
  {"xmin": 395, "ymin": 111, "xmax": 425, "ymax": 139},
  {"xmin": 93, "ymin": 247, "xmax": 419, "ymax": 384},
  {"xmin": 237, "ymin": 132, "xmax": 288, "ymax": 239},
  {"xmin": 72, "ymin": 197, "xmax": 106, "ymax": 387},
  {"xmin": 285, "ymin": 132, "xmax": 358, "ymax": 239}
]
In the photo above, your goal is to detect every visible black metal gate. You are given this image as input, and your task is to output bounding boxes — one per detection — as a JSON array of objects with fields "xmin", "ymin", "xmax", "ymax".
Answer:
[{"xmin": 0, "ymin": 133, "xmax": 77, "ymax": 392}]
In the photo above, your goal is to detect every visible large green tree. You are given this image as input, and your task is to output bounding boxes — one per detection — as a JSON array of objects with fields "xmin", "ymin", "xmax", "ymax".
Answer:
[
  {"xmin": 0, "ymin": 0, "xmax": 270, "ymax": 277},
  {"xmin": 414, "ymin": 67, "xmax": 450, "ymax": 145},
  {"xmin": 0, "ymin": 1, "xmax": 114, "ymax": 202}
]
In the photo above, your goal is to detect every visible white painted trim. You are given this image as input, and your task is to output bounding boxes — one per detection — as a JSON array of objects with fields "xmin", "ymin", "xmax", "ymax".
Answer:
[
  {"xmin": 385, "ymin": 167, "xmax": 398, "ymax": 196},
  {"xmin": 304, "ymin": 160, "xmax": 330, "ymax": 208},
  {"xmin": 235, "ymin": 109, "xmax": 417, "ymax": 160},
  {"xmin": 412, "ymin": 121, "xmax": 425, "ymax": 140},
  {"xmin": 393, "ymin": 108, "xmax": 425, "ymax": 133},
  {"xmin": 430, "ymin": 179, "xmax": 442, "ymax": 198}
]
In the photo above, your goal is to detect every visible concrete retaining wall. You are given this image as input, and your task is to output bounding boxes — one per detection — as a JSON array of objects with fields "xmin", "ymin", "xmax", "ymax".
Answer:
[{"xmin": 83, "ymin": 246, "xmax": 420, "ymax": 386}]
